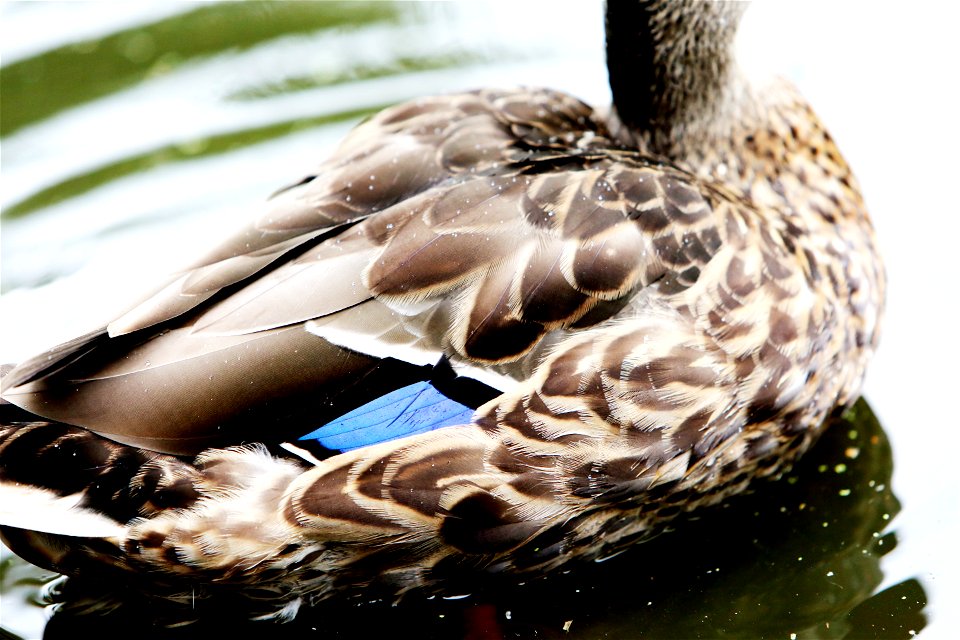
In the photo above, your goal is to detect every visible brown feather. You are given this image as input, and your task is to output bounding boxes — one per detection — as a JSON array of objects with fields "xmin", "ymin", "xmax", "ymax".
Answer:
[{"xmin": 0, "ymin": 0, "xmax": 884, "ymax": 619}]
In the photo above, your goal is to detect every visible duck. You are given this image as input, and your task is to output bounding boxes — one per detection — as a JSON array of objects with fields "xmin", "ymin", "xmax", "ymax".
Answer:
[{"xmin": 0, "ymin": 0, "xmax": 884, "ymax": 620}]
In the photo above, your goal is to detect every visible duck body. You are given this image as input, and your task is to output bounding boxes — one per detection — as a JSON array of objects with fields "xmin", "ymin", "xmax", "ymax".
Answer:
[{"xmin": 0, "ymin": 1, "xmax": 883, "ymax": 618}]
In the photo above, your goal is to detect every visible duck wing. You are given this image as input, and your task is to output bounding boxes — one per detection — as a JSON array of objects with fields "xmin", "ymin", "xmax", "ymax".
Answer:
[{"xmin": 1, "ymin": 88, "xmax": 728, "ymax": 457}]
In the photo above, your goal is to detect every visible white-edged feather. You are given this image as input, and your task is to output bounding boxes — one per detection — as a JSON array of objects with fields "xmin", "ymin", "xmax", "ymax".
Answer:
[
  {"xmin": 0, "ymin": 483, "xmax": 126, "ymax": 538},
  {"xmin": 307, "ymin": 301, "xmax": 443, "ymax": 367},
  {"xmin": 307, "ymin": 300, "xmax": 520, "ymax": 393}
]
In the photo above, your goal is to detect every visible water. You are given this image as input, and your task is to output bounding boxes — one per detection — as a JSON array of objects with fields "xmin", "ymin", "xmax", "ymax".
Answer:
[{"xmin": 2, "ymin": 1, "xmax": 958, "ymax": 637}]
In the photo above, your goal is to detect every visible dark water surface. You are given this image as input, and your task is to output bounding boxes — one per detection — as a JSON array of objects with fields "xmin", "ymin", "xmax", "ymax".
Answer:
[{"xmin": 2, "ymin": 2, "xmax": 956, "ymax": 638}]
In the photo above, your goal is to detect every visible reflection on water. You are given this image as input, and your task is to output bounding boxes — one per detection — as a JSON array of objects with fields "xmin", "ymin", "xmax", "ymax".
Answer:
[
  {"xmin": 1, "ymin": 400, "xmax": 922, "ymax": 639},
  {"xmin": 0, "ymin": 2, "xmax": 930, "ymax": 638},
  {"xmin": 2, "ymin": 2, "xmax": 406, "ymax": 138}
]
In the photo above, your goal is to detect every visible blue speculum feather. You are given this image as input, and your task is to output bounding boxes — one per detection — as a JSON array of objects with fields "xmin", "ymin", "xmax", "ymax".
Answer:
[{"xmin": 299, "ymin": 381, "xmax": 476, "ymax": 452}]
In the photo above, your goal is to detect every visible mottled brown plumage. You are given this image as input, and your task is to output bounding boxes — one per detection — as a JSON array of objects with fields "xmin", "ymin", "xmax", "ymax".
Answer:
[{"xmin": 0, "ymin": 0, "xmax": 883, "ymax": 619}]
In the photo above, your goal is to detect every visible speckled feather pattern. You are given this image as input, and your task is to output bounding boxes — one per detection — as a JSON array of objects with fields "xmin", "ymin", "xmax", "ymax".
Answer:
[{"xmin": 0, "ymin": 1, "xmax": 883, "ymax": 619}]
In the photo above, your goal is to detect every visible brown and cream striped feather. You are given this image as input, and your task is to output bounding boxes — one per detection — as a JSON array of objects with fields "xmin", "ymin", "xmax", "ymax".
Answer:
[{"xmin": 0, "ymin": 0, "xmax": 884, "ymax": 619}]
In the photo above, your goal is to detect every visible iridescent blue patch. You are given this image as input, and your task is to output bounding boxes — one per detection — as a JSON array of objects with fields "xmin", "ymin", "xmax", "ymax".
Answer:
[{"xmin": 299, "ymin": 381, "xmax": 475, "ymax": 452}]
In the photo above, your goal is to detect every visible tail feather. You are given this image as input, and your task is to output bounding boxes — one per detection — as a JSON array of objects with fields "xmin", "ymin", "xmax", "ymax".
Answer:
[
  {"xmin": 0, "ymin": 419, "xmax": 201, "ymax": 547},
  {"xmin": 0, "ymin": 483, "xmax": 126, "ymax": 538}
]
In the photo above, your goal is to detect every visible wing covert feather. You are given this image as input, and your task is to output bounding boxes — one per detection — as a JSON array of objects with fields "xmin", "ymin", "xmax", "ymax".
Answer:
[{"xmin": 360, "ymin": 164, "xmax": 728, "ymax": 363}]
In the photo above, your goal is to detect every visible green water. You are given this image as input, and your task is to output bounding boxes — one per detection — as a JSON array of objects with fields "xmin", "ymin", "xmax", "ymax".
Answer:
[{"xmin": 0, "ymin": 2, "xmax": 944, "ymax": 638}]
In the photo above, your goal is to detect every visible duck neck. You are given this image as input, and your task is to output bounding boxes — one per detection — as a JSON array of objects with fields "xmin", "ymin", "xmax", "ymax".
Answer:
[{"xmin": 606, "ymin": 0, "xmax": 754, "ymax": 159}]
